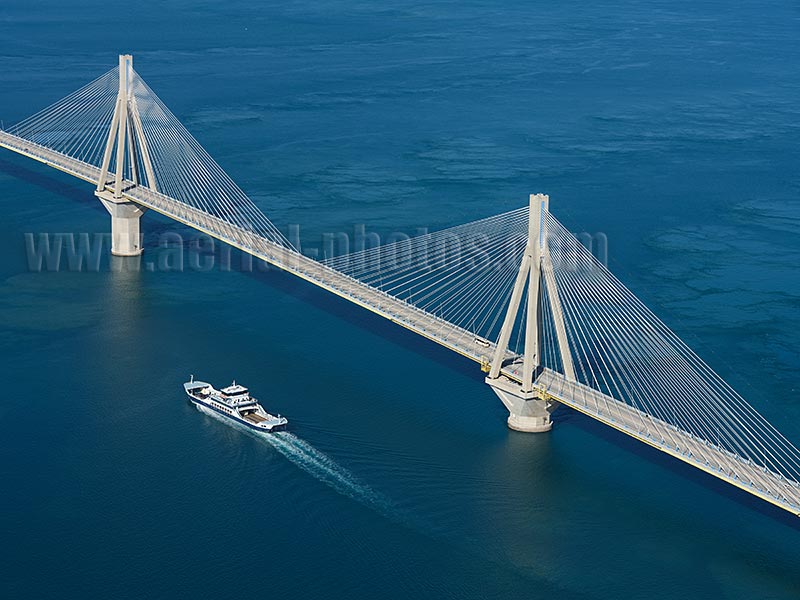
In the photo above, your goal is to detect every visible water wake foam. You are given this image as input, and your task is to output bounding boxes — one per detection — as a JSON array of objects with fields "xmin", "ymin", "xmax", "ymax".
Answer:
[
  {"xmin": 267, "ymin": 431, "xmax": 396, "ymax": 515},
  {"xmin": 197, "ymin": 405, "xmax": 534, "ymax": 577},
  {"xmin": 198, "ymin": 404, "xmax": 396, "ymax": 517}
]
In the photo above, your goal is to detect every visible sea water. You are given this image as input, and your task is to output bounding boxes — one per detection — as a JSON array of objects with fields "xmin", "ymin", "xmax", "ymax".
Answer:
[{"xmin": 1, "ymin": 1, "xmax": 799, "ymax": 597}]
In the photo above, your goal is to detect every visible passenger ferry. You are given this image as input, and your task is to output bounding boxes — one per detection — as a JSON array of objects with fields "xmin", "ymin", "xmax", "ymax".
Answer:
[{"xmin": 183, "ymin": 376, "xmax": 287, "ymax": 433}]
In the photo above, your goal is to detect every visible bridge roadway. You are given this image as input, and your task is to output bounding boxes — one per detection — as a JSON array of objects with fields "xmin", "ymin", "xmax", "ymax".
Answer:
[{"xmin": 4, "ymin": 129, "xmax": 800, "ymax": 516}]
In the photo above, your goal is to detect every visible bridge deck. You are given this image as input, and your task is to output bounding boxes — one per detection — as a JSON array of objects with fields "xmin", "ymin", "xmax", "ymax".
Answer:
[{"xmin": 4, "ymin": 130, "xmax": 800, "ymax": 517}]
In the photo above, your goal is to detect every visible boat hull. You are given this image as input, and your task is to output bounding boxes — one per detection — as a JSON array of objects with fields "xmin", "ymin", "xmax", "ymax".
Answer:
[{"xmin": 188, "ymin": 394, "xmax": 286, "ymax": 433}]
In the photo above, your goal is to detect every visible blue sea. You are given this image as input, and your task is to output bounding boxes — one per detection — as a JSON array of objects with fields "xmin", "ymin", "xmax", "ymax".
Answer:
[{"xmin": 1, "ymin": 1, "xmax": 799, "ymax": 598}]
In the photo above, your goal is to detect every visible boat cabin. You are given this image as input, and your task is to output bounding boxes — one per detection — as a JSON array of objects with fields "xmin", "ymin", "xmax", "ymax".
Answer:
[{"xmin": 221, "ymin": 382, "xmax": 249, "ymax": 398}]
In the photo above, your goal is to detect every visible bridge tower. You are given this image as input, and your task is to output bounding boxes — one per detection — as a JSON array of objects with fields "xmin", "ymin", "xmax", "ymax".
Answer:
[
  {"xmin": 485, "ymin": 194, "xmax": 575, "ymax": 432},
  {"xmin": 95, "ymin": 54, "xmax": 155, "ymax": 256}
]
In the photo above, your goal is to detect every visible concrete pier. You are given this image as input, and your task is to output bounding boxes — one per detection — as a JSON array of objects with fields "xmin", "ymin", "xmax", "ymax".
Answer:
[
  {"xmin": 486, "ymin": 374, "xmax": 554, "ymax": 433},
  {"xmin": 97, "ymin": 190, "xmax": 146, "ymax": 256}
]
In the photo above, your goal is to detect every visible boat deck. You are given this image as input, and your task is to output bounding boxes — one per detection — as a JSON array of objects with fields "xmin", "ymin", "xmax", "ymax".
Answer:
[{"xmin": 244, "ymin": 413, "xmax": 267, "ymax": 424}]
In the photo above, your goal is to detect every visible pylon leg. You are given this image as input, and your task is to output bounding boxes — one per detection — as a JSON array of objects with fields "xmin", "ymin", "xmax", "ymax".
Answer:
[{"xmin": 485, "ymin": 193, "xmax": 559, "ymax": 432}]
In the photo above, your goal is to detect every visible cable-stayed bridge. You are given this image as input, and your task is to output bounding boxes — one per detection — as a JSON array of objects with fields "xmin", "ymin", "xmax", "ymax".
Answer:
[{"xmin": 2, "ymin": 55, "xmax": 800, "ymax": 517}]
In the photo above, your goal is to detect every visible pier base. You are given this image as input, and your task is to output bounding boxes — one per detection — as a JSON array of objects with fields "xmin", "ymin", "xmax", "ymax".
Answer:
[
  {"xmin": 486, "ymin": 374, "xmax": 556, "ymax": 433},
  {"xmin": 96, "ymin": 191, "xmax": 146, "ymax": 256}
]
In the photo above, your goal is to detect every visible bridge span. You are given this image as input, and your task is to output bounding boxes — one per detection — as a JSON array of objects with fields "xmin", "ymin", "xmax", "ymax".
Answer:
[
  {"xmin": 2, "ymin": 55, "xmax": 800, "ymax": 517},
  {"xmin": 0, "ymin": 128, "xmax": 514, "ymax": 367}
]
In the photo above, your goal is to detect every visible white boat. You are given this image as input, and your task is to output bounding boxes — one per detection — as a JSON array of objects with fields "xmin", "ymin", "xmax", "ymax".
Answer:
[{"xmin": 184, "ymin": 376, "xmax": 287, "ymax": 433}]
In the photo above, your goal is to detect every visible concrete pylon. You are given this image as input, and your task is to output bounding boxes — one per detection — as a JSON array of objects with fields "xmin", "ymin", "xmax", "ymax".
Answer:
[
  {"xmin": 95, "ymin": 54, "xmax": 154, "ymax": 257},
  {"xmin": 485, "ymin": 193, "xmax": 574, "ymax": 432},
  {"xmin": 97, "ymin": 191, "xmax": 145, "ymax": 256}
]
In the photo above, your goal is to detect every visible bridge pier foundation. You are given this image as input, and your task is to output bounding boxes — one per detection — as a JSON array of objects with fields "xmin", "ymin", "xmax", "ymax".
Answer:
[
  {"xmin": 486, "ymin": 375, "xmax": 555, "ymax": 433},
  {"xmin": 96, "ymin": 191, "xmax": 146, "ymax": 256}
]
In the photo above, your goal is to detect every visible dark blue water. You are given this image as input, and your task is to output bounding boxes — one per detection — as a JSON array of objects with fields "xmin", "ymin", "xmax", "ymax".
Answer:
[{"xmin": 1, "ymin": 1, "xmax": 799, "ymax": 597}]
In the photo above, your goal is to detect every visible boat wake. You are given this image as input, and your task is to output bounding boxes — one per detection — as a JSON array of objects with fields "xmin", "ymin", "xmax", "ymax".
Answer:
[
  {"xmin": 266, "ymin": 431, "xmax": 395, "ymax": 515},
  {"xmin": 197, "ymin": 403, "xmax": 395, "ymax": 517},
  {"xmin": 196, "ymin": 404, "xmax": 535, "ymax": 574}
]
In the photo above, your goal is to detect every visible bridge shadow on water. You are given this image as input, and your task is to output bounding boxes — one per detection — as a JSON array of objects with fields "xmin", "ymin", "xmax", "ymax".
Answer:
[
  {"xmin": 236, "ymin": 248, "xmax": 485, "ymax": 385},
  {"xmin": 558, "ymin": 408, "xmax": 800, "ymax": 530},
  {"xmin": 0, "ymin": 157, "xmax": 105, "ymax": 214}
]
